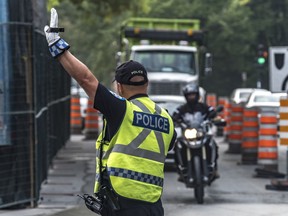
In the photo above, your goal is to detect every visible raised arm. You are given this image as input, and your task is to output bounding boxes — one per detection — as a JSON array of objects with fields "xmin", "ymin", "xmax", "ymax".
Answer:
[
  {"xmin": 44, "ymin": 8, "xmax": 98, "ymax": 101},
  {"xmin": 58, "ymin": 52, "xmax": 98, "ymax": 101}
]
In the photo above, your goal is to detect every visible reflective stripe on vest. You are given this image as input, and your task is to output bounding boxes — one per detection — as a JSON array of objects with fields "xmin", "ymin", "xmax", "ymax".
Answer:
[{"xmin": 107, "ymin": 167, "xmax": 163, "ymax": 187}]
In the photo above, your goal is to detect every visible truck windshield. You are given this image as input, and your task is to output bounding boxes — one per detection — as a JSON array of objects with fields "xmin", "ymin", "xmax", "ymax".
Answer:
[{"xmin": 133, "ymin": 51, "xmax": 196, "ymax": 75}]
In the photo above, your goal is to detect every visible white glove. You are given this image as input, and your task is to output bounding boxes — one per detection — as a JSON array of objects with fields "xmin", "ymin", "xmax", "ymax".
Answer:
[
  {"xmin": 44, "ymin": 8, "xmax": 60, "ymax": 46},
  {"xmin": 44, "ymin": 8, "xmax": 70, "ymax": 58}
]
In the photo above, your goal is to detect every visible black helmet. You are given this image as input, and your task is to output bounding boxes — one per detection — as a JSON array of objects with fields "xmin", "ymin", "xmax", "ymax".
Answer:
[
  {"xmin": 182, "ymin": 83, "xmax": 200, "ymax": 95},
  {"xmin": 182, "ymin": 83, "xmax": 200, "ymax": 105}
]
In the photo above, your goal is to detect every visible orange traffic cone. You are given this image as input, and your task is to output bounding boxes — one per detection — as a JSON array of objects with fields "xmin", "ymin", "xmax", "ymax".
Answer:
[
  {"xmin": 70, "ymin": 95, "xmax": 82, "ymax": 134},
  {"xmin": 83, "ymin": 100, "xmax": 100, "ymax": 140}
]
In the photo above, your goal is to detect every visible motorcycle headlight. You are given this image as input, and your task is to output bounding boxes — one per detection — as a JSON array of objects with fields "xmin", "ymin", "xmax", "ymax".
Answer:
[
  {"xmin": 184, "ymin": 128, "xmax": 203, "ymax": 140},
  {"xmin": 184, "ymin": 128, "xmax": 198, "ymax": 140}
]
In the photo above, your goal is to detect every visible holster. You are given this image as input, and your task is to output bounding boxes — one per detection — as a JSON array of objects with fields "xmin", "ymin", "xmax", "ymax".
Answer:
[{"xmin": 98, "ymin": 185, "xmax": 121, "ymax": 211}]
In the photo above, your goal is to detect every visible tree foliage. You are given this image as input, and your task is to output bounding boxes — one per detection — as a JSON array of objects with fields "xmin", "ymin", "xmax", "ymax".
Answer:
[
  {"xmin": 145, "ymin": 0, "xmax": 256, "ymax": 95},
  {"xmin": 48, "ymin": 0, "xmax": 152, "ymax": 85},
  {"xmin": 48, "ymin": 0, "xmax": 288, "ymax": 95}
]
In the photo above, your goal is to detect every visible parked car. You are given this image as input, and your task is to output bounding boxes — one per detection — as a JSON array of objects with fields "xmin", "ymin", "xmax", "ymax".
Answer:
[
  {"xmin": 199, "ymin": 86, "xmax": 206, "ymax": 103},
  {"xmin": 78, "ymin": 88, "xmax": 89, "ymax": 120},
  {"xmin": 245, "ymin": 90, "xmax": 280, "ymax": 113},
  {"xmin": 230, "ymin": 88, "xmax": 269, "ymax": 104},
  {"xmin": 149, "ymin": 95, "xmax": 186, "ymax": 170}
]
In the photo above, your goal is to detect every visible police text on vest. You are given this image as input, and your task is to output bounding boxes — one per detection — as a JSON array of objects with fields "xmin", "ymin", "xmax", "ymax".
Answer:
[{"xmin": 132, "ymin": 111, "xmax": 170, "ymax": 133}]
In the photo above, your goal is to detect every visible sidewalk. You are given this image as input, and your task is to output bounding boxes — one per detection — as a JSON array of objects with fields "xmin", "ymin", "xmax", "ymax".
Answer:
[{"xmin": 0, "ymin": 135, "xmax": 96, "ymax": 216}]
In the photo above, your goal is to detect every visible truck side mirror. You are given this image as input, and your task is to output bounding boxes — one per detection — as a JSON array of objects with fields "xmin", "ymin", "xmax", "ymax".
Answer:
[{"xmin": 204, "ymin": 52, "xmax": 213, "ymax": 76}]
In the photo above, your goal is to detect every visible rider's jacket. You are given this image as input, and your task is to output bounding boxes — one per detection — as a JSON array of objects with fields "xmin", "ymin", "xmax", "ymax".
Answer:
[
  {"xmin": 172, "ymin": 102, "xmax": 215, "ymax": 123},
  {"xmin": 94, "ymin": 97, "xmax": 174, "ymax": 203}
]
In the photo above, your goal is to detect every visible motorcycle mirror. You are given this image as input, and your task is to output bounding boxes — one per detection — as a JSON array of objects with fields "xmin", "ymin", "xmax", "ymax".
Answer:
[
  {"xmin": 213, "ymin": 118, "xmax": 227, "ymax": 127},
  {"xmin": 175, "ymin": 127, "xmax": 182, "ymax": 139},
  {"xmin": 216, "ymin": 105, "xmax": 224, "ymax": 113}
]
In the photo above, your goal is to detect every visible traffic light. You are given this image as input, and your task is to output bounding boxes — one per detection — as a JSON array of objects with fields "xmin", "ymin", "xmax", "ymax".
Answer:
[{"xmin": 257, "ymin": 44, "xmax": 268, "ymax": 65}]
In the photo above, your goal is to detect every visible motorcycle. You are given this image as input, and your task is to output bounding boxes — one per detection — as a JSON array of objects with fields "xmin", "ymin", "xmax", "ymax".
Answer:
[{"xmin": 174, "ymin": 106, "xmax": 226, "ymax": 204}]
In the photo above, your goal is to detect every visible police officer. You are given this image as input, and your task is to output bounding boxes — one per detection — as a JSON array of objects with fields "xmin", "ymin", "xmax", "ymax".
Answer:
[
  {"xmin": 172, "ymin": 83, "xmax": 219, "ymax": 177},
  {"xmin": 44, "ymin": 8, "xmax": 176, "ymax": 216}
]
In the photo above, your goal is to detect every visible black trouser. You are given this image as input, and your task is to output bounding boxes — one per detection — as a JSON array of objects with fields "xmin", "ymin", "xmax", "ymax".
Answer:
[
  {"xmin": 101, "ymin": 198, "xmax": 164, "ymax": 216},
  {"xmin": 204, "ymin": 139, "xmax": 219, "ymax": 170}
]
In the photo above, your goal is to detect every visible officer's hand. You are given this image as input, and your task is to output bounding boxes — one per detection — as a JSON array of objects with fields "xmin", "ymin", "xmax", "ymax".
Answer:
[
  {"xmin": 44, "ymin": 8, "xmax": 60, "ymax": 46},
  {"xmin": 43, "ymin": 8, "xmax": 70, "ymax": 58}
]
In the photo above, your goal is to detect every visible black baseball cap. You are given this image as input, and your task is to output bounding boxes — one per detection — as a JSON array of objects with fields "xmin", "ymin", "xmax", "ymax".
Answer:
[{"xmin": 114, "ymin": 60, "xmax": 148, "ymax": 86}]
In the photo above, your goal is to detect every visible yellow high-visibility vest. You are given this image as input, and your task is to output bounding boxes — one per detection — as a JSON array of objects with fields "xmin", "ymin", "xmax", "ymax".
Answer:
[{"xmin": 94, "ymin": 97, "xmax": 174, "ymax": 203}]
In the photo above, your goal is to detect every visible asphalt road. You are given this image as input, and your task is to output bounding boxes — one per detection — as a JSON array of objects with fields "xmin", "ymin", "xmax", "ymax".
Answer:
[
  {"xmin": 162, "ymin": 137, "xmax": 288, "ymax": 216},
  {"xmin": 1, "ymin": 135, "xmax": 288, "ymax": 216}
]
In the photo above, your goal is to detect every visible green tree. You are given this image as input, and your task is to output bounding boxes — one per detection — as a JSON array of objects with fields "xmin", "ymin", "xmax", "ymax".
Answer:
[
  {"xmin": 145, "ymin": 0, "xmax": 256, "ymax": 96},
  {"xmin": 48, "ymin": 0, "xmax": 152, "ymax": 85},
  {"xmin": 204, "ymin": 1, "xmax": 256, "ymax": 95},
  {"xmin": 48, "ymin": 0, "xmax": 288, "ymax": 95},
  {"xmin": 247, "ymin": 0, "xmax": 288, "ymax": 90}
]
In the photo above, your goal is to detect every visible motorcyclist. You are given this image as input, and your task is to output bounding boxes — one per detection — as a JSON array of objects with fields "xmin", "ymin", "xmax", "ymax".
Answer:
[{"xmin": 172, "ymin": 83, "xmax": 219, "ymax": 179}]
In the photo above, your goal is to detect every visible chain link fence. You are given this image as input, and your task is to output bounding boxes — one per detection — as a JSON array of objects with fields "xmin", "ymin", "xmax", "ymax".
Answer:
[{"xmin": 0, "ymin": 21, "xmax": 70, "ymax": 209}]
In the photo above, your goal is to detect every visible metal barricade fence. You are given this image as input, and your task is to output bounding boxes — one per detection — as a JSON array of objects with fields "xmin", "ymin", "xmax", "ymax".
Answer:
[{"xmin": 0, "ymin": 22, "xmax": 70, "ymax": 209}]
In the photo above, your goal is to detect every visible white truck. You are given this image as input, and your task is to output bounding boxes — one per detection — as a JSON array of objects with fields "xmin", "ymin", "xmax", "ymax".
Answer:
[{"xmin": 117, "ymin": 17, "xmax": 211, "ymax": 98}]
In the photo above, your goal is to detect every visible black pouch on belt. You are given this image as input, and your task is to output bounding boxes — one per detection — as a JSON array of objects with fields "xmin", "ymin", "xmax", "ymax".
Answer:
[{"xmin": 99, "ymin": 185, "xmax": 121, "ymax": 211}]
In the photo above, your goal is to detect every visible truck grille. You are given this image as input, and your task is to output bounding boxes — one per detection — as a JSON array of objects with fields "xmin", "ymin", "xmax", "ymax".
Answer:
[{"xmin": 148, "ymin": 82, "xmax": 184, "ymax": 95}]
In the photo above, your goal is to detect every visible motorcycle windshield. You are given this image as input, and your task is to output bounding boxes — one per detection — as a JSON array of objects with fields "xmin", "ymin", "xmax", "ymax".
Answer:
[{"xmin": 182, "ymin": 111, "xmax": 204, "ymax": 128}]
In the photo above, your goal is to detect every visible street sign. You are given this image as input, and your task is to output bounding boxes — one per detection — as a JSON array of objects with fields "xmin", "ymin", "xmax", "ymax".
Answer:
[{"xmin": 269, "ymin": 47, "xmax": 288, "ymax": 92}]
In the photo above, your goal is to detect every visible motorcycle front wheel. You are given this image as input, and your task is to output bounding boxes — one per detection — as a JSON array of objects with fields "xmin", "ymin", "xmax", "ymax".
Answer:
[{"xmin": 193, "ymin": 156, "xmax": 204, "ymax": 204}]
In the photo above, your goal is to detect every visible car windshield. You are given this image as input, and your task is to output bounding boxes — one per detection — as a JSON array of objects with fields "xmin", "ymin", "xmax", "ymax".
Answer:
[
  {"xmin": 253, "ymin": 95, "xmax": 279, "ymax": 103},
  {"xmin": 79, "ymin": 89, "xmax": 88, "ymax": 98},
  {"xmin": 239, "ymin": 92, "xmax": 251, "ymax": 101},
  {"xmin": 133, "ymin": 50, "xmax": 196, "ymax": 74}
]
